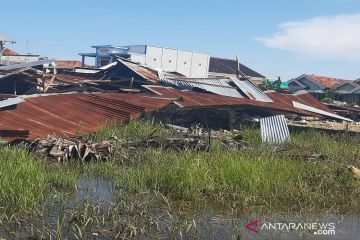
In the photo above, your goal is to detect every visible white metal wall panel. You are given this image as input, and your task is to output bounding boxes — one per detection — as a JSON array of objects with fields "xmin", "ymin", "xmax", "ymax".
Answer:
[
  {"xmin": 161, "ymin": 48, "xmax": 178, "ymax": 72},
  {"xmin": 190, "ymin": 52, "xmax": 209, "ymax": 78},
  {"xmin": 260, "ymin": 115, "xmax": 290, "ymax": 144},
  {"xmin": 176, "ymin": 50, "xmax": 192, "ymax": 77},
  {"xmin": 145, "ymin": 46, "xmax": 163, "ymax": 69}
]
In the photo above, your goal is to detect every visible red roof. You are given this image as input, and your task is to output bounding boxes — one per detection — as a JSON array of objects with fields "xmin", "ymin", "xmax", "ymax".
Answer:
[
  {"xmin": 145, "ymin": 86, "xmax": 334, "ymax": 116},
  {"xmin": 1, "ymin": 48, "xmax": 19, "ymax": 56},
  {"xmin": 0, "ymin": 87, "xmax": 337, "ymax": 142},
  {"xmin": 55, "ymin": 60, "xmax": 89, "ymax": 68},
  {"xmin": 0, "ymin": 93, "xmax": 171, "ymax": 141},
  {"xmin": 306, "ymin": 74, "xmax": 347, "ymax": 88}
]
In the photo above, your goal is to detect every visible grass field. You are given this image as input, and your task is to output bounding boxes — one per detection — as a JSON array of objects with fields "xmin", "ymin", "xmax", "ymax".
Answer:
[{"xmin": 0, "ymin": 120, "xmax": 359, "ymax": 238}]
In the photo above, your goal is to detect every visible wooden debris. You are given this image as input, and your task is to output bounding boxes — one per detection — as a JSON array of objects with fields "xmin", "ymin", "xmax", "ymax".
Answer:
[
  {"xmin": 29, "ymin": 135, "xmax": 114, "ymax": 162},
  {"xmin": 348, "ymin": 165, "xmax": 360, "ymax": 179}
]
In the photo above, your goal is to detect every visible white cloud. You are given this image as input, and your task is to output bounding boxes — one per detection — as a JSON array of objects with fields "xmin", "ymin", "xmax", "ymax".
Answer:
[{"xmin": 258, "ymin": 14, "xmax": 360, "ymax": 61}]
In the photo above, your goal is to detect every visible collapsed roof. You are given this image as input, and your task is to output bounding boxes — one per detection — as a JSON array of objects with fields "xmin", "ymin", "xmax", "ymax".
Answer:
[{"xmin": 0, "ymin": 58, "xmax": 353, "ymax": 141}]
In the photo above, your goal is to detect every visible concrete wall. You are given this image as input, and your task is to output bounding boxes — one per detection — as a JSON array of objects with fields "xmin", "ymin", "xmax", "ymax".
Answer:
[{"xmin": 0, "ymin": 55, "xmax": 40, "ymax": 65}]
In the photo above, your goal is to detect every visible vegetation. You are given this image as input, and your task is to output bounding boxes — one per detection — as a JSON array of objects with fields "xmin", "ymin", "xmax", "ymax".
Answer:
[
  {"xmin": 262, "ymin": 78, "xmax": 283, "ymax": 90},
  {"xmin": 322, "ymin": 89, "xmax": 338, "ymax": 103},
  {"xmin": 0, "ymin": 121, "xmax": 359, "ymax": 238}
]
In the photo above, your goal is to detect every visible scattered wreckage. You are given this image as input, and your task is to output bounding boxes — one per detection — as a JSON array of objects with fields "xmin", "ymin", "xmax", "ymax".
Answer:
[
  {"xmin": 17, "ymin": 124, "xmax": 248, "ymax": 162},
  {"xmin": 0, "ymin": 57, "xmax": 359, "ymax": 148}
]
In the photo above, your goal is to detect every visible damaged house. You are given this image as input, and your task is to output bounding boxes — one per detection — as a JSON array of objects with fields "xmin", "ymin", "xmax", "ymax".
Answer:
[{"xmin": 0, "ymin": 39, "xmax": 358, "ymax": 142}]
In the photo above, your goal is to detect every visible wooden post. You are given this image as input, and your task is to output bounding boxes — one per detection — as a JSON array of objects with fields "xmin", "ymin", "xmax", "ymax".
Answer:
[
  {"xmin": 13, "ymin": 79, "xmax": 17, "ymax": 96},
  {"xmin": 42, "ymin": 78, "xmax": 46, "ymax": 93},
  {"xmin": 228, "ymin": 108, "xmax": 235, "ymax": 130},
  {"xmin": 129, "ymin": 77, "xmax": 134, "ymax": 89}
]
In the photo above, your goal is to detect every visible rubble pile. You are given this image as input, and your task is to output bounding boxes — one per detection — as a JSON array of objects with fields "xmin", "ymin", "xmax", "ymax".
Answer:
[
  {"xmin": 289, "ymin": 119, "xmax": 360, "ymax": 132},
  {"xmin": 28, "ymin": 135, "xmax": 115, "ymax": 162},
  {"xmin": 15, "ymin": 125, "xmax": 249, "ymax": 162}
]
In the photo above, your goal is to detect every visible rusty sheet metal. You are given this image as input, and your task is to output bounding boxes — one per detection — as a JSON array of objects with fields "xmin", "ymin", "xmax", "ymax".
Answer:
[
  {"xmin": 117, "ymin": 58, "xmax": 159, "ymax": 83},
  {"xmin": 260, "ymin": 115, "xmax": 290, "ymax": 143},
  {"xmin": 143, "ymin": 85, "xmax": 333, "ymax": 117},
  {"xmin": 265, "ymin": 90, "xmax": 335, "ymax": 114},
  {"xmin": 0, "ymin": 92, "xmax": 171, "ymax": 141},
  {"xmin": 54, "ymin": 74, "xmax": 94, "ymax": 83}
]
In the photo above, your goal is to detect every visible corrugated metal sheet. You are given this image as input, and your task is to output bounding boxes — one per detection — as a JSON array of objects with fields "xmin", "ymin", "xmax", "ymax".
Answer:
[
  {"xmin": 160, "ymin": 77, "xmax": 244, "ymax": 98},
  {"xmin": 117, "ymin": 58, "xmax": 159, "ymax": 83},
  {"xmin": 260, "ymin": 115, "xmax": 290, "ymax": 143},
  {"xmin": 292, "ymin": 90, "xmax": 309, "ymax": 96},
  {"xmin": 0, "ymin": 59, "xmax": 55, "ymax": 70},
  {"xmin": 231, "ymin": 77, "xmax": 272, "ymax": 102},
  {"xmin": 0, "ymin": 97, "xmax": 25, "ymax": 108},
  {"xmin": 292, "ymin": 101, "xmax": 353, "ymax": 122},
  {"xmin": 54, "ymin": 74, "xmax": 97, "ymax": 83},
  {"xmin": 144, "ymin": 85, "xmax": 326, "ymax": 116},
  {"xmin": 0, "ymin": 92, "xmax": 172, "ymax": 141}
]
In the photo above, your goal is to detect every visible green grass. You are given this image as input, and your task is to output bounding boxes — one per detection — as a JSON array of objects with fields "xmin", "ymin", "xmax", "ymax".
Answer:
[
  {"xmin": 1, "ymin": 120, "xmax": 360, "ymax": 238},
  {"xmin": 81, "ymin": 122, "xmax": 360, "ymax": 213},
  {"xmin": 90, "ymin": 120, "xmax": 170, "ymax": 141},
  {"xmin": 0, "ymin": 145, "xmax": 77, "ymax": 215}
]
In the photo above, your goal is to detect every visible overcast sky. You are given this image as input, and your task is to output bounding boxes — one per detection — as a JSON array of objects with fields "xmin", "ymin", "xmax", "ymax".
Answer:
[{"xmin": 2, "ymin": 0, "xmax": 360, "ymax": 80}]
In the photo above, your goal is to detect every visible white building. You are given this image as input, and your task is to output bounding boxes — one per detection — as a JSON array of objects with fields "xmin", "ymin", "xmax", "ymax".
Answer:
[{"xmin": 80, "ymin": 45, "xmax": 210, "ymax": 78}]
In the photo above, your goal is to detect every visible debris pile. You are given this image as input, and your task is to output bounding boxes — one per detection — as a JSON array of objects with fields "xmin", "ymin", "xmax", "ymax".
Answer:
[
  {"xmin": 288, "ymin": 119, "xmax": 360, "ymax": 132},
  {"xmin": 28, "ymin": 135, "xmax": 114, "ymax": 162},
  {"xmin": 15, "ymin": 125, "xmax": 249, "ymax": 162},
  {"xmin": 348, "ymin": 165, "xmax": 360, "ymax": 179}
]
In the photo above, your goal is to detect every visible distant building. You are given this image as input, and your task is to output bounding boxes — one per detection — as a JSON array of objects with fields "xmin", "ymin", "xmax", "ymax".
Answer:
[
  {"xmin": 208, "ymin": 57, "xmax": 266, "ymax": 84},
  {"xmin": 0, "ymin": 32, "xmax": 15, "ymax": 52},
  {"xmin": 0, "ymin": 33, "xmax": 41, "ymax": 65},
  {"xmin": 288, "ymin": 74, "xmax": 360, "ymax": 105},
  {"xmin": 287, "ymin": 74, "xmax": 347, "ymax": 92},
  {"xmin": 80, "ymin": 45, "xmax": 210, "ymax": 78},
  {"xmin": 333, "ymin": 80, "xmax": 360, "ymax": 104},
  {"xmin": 79, "ymin": 45, "xmax": 265, "ymax": 80}
]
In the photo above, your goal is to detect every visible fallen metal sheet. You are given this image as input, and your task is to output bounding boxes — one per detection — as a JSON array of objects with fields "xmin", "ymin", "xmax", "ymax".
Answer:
[
  {"xmin": 231, "ymin": 77, "xmax": 273, "ymax": 102},
  {"xmin": 260, "ymin": 115, "xmax": 290, "ymax": 143},
  {"xmin": 0, "ymin": 59, "xmax": 55, "ymax": 71},
  {"xmin": 292, "ymin": 101, "xmax": 353, "ymax": 122},
  {"xmin": 0, "ymin": 97, "xmax": 24, "ymax": 108},
  {"xmin": 160, "ymin": 77, "xmax": 243, "ymax": 98}
]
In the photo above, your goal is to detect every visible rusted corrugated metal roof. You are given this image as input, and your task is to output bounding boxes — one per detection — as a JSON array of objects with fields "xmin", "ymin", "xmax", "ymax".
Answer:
[
  {"xmin": 143, "ymin": 85, "xmax": 333, "ymax": 116},
  {"xmin": 117, "ymin": 58, "xmax": 159, "ymax": 83},
  {"xmin": 0, "ymin": 92, "xmax": 171, "ymax": 141}
]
